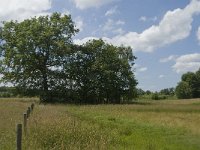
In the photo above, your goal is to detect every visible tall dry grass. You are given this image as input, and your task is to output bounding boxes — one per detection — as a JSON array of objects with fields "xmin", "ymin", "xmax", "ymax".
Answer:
[{"xmin": 1, "ymin": 98, "xmax": 200, "ymax": 150}]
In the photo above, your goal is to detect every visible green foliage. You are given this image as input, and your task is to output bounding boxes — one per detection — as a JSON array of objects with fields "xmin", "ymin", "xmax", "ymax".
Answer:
[
  {"xmin": 137, "ymin": 88, "xmax": 175, "ymax": 100},
  {"xmin": 0, "ymin": 86, "xmax": 18, "ymax": 97},
  {"xmin": 176, "ymin": 69, "xmax": 200, "ymax": 99},
  {"xmin": 160, "ymin": 88, "xmax": 175, "ymax": 96},
  {"xmin": 0, "ymin": 13, "xmax": 78, "ymax": 102},
  {"xmin": 176, "ymin": 81, "xmax": 192, "ymax": 99},
  {"xmin": 0, "ymin": 13, "xmax": 137, "ymax": 103},
  {"xmin": 65, "ymin": 40, "xmax": 137, "ymax": 104},
  {"xmin": 151, "ymin": 93, "xmax": 167, "ymax": 100}
]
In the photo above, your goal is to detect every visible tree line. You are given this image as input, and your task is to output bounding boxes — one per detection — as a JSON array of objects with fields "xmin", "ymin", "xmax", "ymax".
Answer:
[
  {"xmin": 0, "ymin": 13, "xmax": 138, "ymax": 104},
  {"xmin": 137, "ymin": 69, "xmax": 200, "ymax": 100}
]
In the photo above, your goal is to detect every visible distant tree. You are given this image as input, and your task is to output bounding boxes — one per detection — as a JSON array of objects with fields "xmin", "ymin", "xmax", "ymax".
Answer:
[
  {"xmin": 160, "ymin": 87, "xmax": 175, "ymax": 95},
  {"xmin": 145, "ymin": 90, "xmax": 152, "ymax": 95},
  {"xmin": 175, "ymin": 81, "xmax": 192, "ymax": 99},
  {"xmin": 0, "ymin": 13, "xmax": 78, "ymax": 102},
  {"xmin": 136, "ymin": 88, "xmax": 145, "ymax": 96}
]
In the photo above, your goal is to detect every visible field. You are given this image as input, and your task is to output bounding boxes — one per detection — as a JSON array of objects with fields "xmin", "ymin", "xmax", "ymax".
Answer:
[{"xmin": 0, "ymin": 98, "xmax": 200, "ymax": 150}]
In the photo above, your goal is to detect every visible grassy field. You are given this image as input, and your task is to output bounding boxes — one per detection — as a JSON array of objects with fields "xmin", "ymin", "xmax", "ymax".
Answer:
[{"xmin": 0, "ymin": 98, "xmax": 200, "ymax": 150}]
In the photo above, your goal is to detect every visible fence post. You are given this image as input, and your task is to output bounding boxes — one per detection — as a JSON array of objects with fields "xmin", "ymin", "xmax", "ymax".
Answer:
[
  {"xmin": 27, "ymin": 107, "xmax": 31, "ymax": 118},
  {"xmin": 23, "ymin": 113, "xmax": 27, "ymax": 135},
  {"xmin": 28, "ymin": 107, "xmax": 31, "ymax": 114},
  {"xmin": 31, "ymin": 103, "xmax": 34, "ymax": 112},
  {"xmin": 16, "ymin": 124, "xmax": 22, "ymax": 150}
]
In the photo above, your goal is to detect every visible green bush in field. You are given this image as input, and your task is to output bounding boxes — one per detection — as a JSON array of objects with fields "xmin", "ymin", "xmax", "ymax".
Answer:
[{"xmin": 151, "ymin": 93, "xmax": 167, "ymax": 100}]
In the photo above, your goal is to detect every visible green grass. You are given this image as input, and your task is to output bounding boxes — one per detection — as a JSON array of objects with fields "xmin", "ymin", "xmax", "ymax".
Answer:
[{"xmin": 0, "ymin": 98, "xmax": 200, "ymax": 149}]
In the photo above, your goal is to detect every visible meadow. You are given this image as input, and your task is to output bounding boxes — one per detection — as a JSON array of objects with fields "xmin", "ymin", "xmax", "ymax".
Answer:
[{"xmin": 0, "ymin": 98, "xmax": 200, "ymax": 150}]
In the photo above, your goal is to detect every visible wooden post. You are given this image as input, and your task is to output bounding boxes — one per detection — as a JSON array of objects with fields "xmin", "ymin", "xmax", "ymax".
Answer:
[
  {"xmin": 23, "ymin": 113, "xmax": 27, "ymax": 135},
  {"xmin": 27, "ymin": 107, "xmax": 31, "ymax": 118},
  {"xmin": 31, "ymin": 103, "xmax": 34, "ymax": 112},
  {"xmin": 28, "ymin": 107, "xmax": 31, "ymax": 114},
  {"xmin": 26, "ymin": 109, "xmax": 29, "ymax": 118},
  {"xmin": 16, "ymin": 124, "xmax": 22, "ymax": 150}
]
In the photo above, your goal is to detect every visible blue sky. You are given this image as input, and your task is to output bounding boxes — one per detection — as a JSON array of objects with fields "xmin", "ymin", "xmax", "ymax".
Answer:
[{"xmin": 1, "ymin": 0, "xmax": 200, "ymax": 91}]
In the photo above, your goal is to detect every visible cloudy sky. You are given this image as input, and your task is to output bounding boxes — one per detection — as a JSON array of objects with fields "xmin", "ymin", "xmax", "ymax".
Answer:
[{"xmin": 1, "ymin": 0, "xmax": 200, "ymax": 91}]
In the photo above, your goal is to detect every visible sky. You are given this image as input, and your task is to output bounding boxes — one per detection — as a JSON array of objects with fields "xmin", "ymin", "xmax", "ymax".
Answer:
[{"xmin": 0, "ymin": 0, "xmax": 200, "ymax": 91}]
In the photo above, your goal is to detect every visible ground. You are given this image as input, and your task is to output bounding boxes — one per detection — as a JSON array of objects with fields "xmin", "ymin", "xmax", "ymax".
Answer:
[{"xmin": 0, "ymin": 98, "xmax": 200, "ymax": 150}]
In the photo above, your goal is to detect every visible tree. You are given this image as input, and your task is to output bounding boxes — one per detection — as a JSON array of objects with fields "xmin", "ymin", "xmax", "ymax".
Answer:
[
  {"xmin": 0, "ymin": 14, "xmax": 138, "ymax": 104},
  {"xmin": 175, "ymin": 81, "xmax": 192, "ymax": 99},
  {"xmin": 177, "ymin": 70, "xmax": 200, "ymax": 99},
  {"xmin": 64, "ymin": 40, "xmax": 138, "ymax": 104},
  {"xmin": 160, "ymin": 88, "xmax": 175, "ymax": 95},
  {"xmin": 0, "ymin": 13, "xmax": 78, "ymax": 102}
]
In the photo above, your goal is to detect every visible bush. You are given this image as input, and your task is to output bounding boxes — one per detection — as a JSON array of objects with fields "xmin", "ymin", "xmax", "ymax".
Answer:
[{"xmin": 151, "ymin": 93, "xmax": 167, "ymax": 100}]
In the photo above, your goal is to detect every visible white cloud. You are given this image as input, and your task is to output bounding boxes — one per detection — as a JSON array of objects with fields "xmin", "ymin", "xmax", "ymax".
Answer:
[
  {"xmin": 172, "ymin": 53, "xmax": 200, "ymax": 73},
  {"xmin": 197, "ymin": 27, "xmax": 200, "ymax": 43},
  {"xmin": 74, "ymin": 0, "xmax": 200, "ymax": 52},
  {"xmin": 73, "ymin": 0, "xmax": 115, "ymax": 9},
  {"xmin": 0, "ymin": 0, "xmax": 51, "ymax": 21},
  {"xmin": 105, "ymin": 6, "xmax": 118, "ymax": 16},
  {"xmin": 138, "ymin": 67, "xmax": 148, "ymax": 72},
  {"xmin": 74, "ymin": 16, "xmax": 84, "ymax": 31},
  {"xmin": 160, "ymin": 55, "xmax": 177, "ymax": 63},
  {"xmin": 139, "ymin": 16, "xmax": 147, "ymax": 22},
  {"xmin": 74, "ymin": 37, "xmax": 99, "ymax": 45}
]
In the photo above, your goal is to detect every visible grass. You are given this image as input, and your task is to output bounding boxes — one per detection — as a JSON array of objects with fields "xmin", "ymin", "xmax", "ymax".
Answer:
[{"xmin": 0, "ymin": 98, "xmax": 200, "ymax": 149}]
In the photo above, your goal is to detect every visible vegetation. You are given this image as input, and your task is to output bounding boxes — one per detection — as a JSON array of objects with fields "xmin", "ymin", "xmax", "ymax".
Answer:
[
  {"xmin": 136, "ymin": 88, "xmax": 176, "ymax": 100},
  {"xmin": 1, "ymin": 98, "xmax": 200, "ymax": 150},
  {"xmin": 176, "ymin": 69, "xmax": 200, "ymax": 99},
  {"xmin": 0, "ymin": 86, "xmax": 18, "ymax": 97},
  {"xmin": 0, "ymin": 13, "xmax": 137, "ymax": 104}
]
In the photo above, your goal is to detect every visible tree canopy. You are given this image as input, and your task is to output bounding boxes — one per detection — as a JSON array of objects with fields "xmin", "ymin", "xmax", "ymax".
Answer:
[
  {"xmin": 0, "ymin": 13, "xmax": 78, "ymax": 102},
  {"xmin": 0, "ymin": 13, "xmax": 137, "ymax": 103},
  {"xmin": 175, "ymin": 69, "xmax": 200, "ymax": 99}
]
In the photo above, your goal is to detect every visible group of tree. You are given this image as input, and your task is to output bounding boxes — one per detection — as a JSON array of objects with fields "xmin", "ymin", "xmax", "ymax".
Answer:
[
  {"xmin": 0, "ymin": 86, "xmax": 17, "ymax": 97},
  {"xmin": 136, "ymin": 87, "xmax": 175, "ymax": 100},
  {"xmin": 175, "ymin": 69, "xmax": 200, "ymax": 99},
  {"xmin": 0, "ymin": 13, "xmax": 138, "ymax": 104}
]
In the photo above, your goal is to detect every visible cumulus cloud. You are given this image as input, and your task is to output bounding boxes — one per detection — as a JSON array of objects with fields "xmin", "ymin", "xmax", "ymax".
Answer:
[
  {"xmin": 74, "ymin": 0, "xmax": 200, "ymax": 52},
  {"xmin": 172, "ymin": 53, "xmax": 200, "ymax": 73},
  {"xmin": 0, "ymin": 0, "xmax": 51, "ymax": 21},
  {"xmin": 160, "ymin": 55, "xmax": 177, "ymax": 63},
  {"xmin": 73, "ymin": 0, "xmax": 115, "ymax": 9},
  {"xmin": 197, "ymin": 27, "xmax": 200, "ymax": 43}
]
